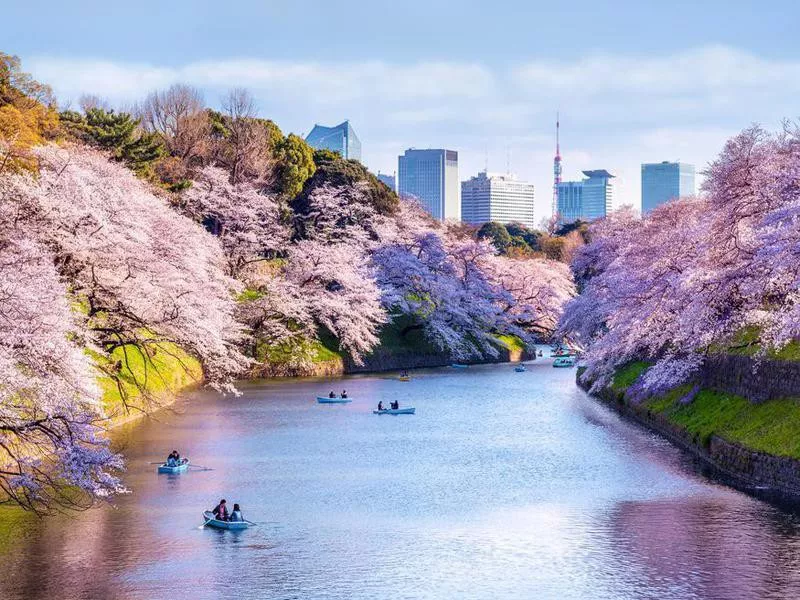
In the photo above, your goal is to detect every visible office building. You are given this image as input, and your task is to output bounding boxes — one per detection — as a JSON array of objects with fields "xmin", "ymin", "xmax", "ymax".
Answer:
[
  {"xmin": 377, "ymin": 172, "xmax": 396, "ymax": 192},
  {"xmin": 305, "ymin": 120, "xmax": 361, "ymax": 161},
  {"xmin": 641, "ymin": 161, "xmax": 695, "ymax": 213},
  {"xmin": 461, "ymin": 172, "xmax": 536, "ymax": 228},
  {"xmin": 557, "ymin": 170, "xmax": 615, "ymax": 223},
  {"xmin": 398, "ymin": 149, "xmax": 460, "ymax": 220}
]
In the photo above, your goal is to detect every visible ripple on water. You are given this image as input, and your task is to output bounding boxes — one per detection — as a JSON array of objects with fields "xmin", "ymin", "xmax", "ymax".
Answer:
[{"xmin": 4, "ymin": 357, "xmax": 800, "ymax": 599}]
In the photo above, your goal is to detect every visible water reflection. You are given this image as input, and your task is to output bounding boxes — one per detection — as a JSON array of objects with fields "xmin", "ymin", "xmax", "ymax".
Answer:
[{"xmin": 3, "ymin": 357, "xmax": 800, "ymax": 599}]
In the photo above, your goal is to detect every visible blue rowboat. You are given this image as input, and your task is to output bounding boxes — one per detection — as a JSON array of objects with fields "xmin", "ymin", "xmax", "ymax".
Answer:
[
  {"xmin": 202, "ymin": 511, "xmax": 249, "ymax": 530},
  {"xmin": 451, "ymin": 363, "xmax": 469, "ymax": 369},
  {"xmin": 514, "ymin": 366, "xmax": 526, "ymax": 372},
  {"xmin": 157, "ymin": 459, "xmax": 189, "ymax": 474},
  {"xmin": 373, "ymin": 407, "xmax": 415, "ymax": 415},
  {"xmin": 398, "ymin": 376, "xmax": 411, "ymax": 381},
  {"xmin": 317, "ymin": 397, "xmax": 352, "ymax": 404},
  {"xmin": 553, "ymin": 356, "xmax": 576, "ymax": 368}
]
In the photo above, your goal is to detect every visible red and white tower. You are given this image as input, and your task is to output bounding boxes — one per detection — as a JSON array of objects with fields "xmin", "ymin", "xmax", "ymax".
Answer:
[{"xmin": 552, "ymin": 113, "xmax": 562, "ymax": 219}]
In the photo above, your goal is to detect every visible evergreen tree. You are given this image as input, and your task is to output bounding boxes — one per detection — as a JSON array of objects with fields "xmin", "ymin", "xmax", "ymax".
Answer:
[{"xmin": 60, "ymin": 108, "xmax": 164, "ymax": 177}]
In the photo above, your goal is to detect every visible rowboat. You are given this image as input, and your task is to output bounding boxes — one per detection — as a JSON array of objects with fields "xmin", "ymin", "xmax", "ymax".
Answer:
[
  {"xmin": 157, "ymin": 459, "xmax": 189, "ymax": 474},
  {"xmin": 317, "ymin": 397, "xmax": 352, "ymax": 404},
  {"xmin": 399, "ymin": 376, "xmax": 411, "ymax": 381},
  {"xmin": 202, "ymin": 511, "xmax": 249, "ymax": 530},
  {"xmin": 514, "ymin": 366, "xmax": 527, "ymax": 372},
  {"xmin": 451, "ymin": 363, "xmax": 469, "ymax": 369},
  {"xmin": 553, "ymin": 356, "xmax": 576, "ymax": 368},
  {"xmin": 373, "ymin": 407, "xmax": 415, "ymax": 415}
]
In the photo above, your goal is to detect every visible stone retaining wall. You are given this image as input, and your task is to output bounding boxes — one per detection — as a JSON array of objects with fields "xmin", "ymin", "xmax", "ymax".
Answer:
[
  {"xmin": 582, "ymin": 371, "xmax": 800, "ymax": 505},
  {"xmin": 701, "ymin": 353, "xmax": 800, "ymax": 402}
]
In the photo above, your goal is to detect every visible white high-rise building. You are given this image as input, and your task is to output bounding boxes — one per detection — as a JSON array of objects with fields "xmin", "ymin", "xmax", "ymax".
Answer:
[{"xmin": 461, "ymin": 172, "xmax": 536, "ymax": 228}]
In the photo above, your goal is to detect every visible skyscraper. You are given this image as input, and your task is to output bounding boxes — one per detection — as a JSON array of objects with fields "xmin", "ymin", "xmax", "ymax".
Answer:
[
  {"xmin": 557, "ymin": 170, "xmax": 615, "ymax": 223},
  {"xmin": 641, "ymin": 161, "xmax": 695, "ymax": 213},
  {"xmin": 376, "ymin": 172, "xmax": 396, "ymax": 192},
  {"xmin": 305, "ymin": 120, "xmax": 361, "ymax": 161},
  {"xmin": 398, "ymin": 149, "xmax": 460, "ymax": 220},
  {"xmin": 461, "ymin": 172, "xmax": 536, "ymax": 228}
]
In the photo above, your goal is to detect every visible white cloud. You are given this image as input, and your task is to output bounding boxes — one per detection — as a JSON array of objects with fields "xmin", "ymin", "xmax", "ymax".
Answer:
[{"xmin": 26, "ymin": 46, "xmax": 800, "ymax": 224}]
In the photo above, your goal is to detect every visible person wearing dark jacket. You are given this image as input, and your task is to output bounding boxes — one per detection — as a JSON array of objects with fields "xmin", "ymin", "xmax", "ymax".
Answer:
[{"xmin": 212, "ymin": 499, "xmax": 228, "ymax": 521}]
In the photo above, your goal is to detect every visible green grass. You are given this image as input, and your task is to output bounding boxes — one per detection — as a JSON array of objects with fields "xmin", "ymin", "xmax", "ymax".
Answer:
[
  {"xmin": 644, "ymin": 389, "xmax": 800, "ymax": 458},
  {"xmin": 93, "ymin": 342, "xmax": 202, "ymax": 418},
  {"xmin": 0, "ymin": 506, "xmax": 36, "ymax": 554},
  {"xmin": 255, "ymin": 333, "xmax": 344, "ymax": 369},
  {"xmin": 609, "ymin": 359, "xmax": 800, "ymax": 459},
  {"xmin": 611, "ymin": 361, "xmax": 650, "ymax": 392},
  {"xmin": 716, "ymin": 326, "xmax": 800, "ymax": 361},
  {"xmin": 495, "ymin": 334, "xmax": 526, "ymax": 353}
]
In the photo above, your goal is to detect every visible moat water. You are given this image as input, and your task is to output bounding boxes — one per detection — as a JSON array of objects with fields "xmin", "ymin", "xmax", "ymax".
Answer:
[{"xmin": 3, "ymin": 353, "xmax": 800, "ymax": 599}]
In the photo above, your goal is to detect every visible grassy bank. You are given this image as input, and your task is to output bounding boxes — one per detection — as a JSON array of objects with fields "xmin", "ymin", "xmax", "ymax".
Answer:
[
  {"xmin": 94, "ymin": 342, "xmax": 203, "ymax": 424},
  {"xmin": 611, "ymin": 362, "xmax": 800, "ymax": 460}
]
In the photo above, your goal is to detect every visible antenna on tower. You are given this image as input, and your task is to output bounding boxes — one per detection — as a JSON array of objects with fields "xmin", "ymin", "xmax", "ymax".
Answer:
[
  {"xmin": 506, "ymin": 145, "xmax": 511, "ymax": 174},
  {"xmin": 552, "ymin": 112, "xmax": 563, "ymax": 220}
]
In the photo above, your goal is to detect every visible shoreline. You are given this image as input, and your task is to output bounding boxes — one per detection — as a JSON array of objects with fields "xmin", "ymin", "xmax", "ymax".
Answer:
[{"xmin": 579, "ymin": 376, "xmax": 800, "ymax": 509}]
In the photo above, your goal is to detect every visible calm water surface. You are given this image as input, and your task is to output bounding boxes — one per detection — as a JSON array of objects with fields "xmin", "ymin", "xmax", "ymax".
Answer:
[{"xmin": 4, "ymin": 355, "xmax": 800, "ymax": 599}]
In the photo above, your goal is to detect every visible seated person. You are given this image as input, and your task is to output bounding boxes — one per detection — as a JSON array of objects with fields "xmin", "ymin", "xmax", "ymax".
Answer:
[
  {"xmin": 378, "ymin": 401, "xmax": 384, "ymax": 411},
  {"xmin": 166, "ymin": 451, "xmax": 178, "ymax": 467},
  {"xmin": 329, "ymin": 391, "xmax": 336, "ymax": 398},
  {"xmin": 212, "ymin": 499, "xmax": 229, "ymax": 521},
  {"xmin": 341, "ymin": 390, "xmax": 348, "ymax": 399},
  {"xmin": 229, "ymin": 504, "xmax": 243, "ymax": 522},
  {"xmin": 391, "ymin": 401, "xmax": 399, "ymax": 410}
]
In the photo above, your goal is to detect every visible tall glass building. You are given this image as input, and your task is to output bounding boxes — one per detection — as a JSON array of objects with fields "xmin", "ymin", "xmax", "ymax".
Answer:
[
  {"xmin": 461, "ymin": 172, "xmax": 535, "ymax": 228},
  {"xmin": 305, "ymin": 120, "xmax": 361, "ymax": 161},
  {"xmin": 641, "ymin": 161, "xmax": 695, "ymax": 213},
  {"xmin": 376, "ymin": 172, "xmax": 395, "ymax": 192},
  {"xmin": 557, "ymin": 170, "xmax": 615, "ymax": 223},
  {"xmin": 398, "ymin": 149, "xmax": 460, "ymax": 220}
]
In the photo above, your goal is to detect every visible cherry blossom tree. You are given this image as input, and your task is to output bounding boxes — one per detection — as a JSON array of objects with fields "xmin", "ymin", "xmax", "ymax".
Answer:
[
  {"xmin": 178, "ymin": 165, "xmax": 288, "ymax": 279},
  {"xmin": 0, "ymin": 206, "xmax": 124, "ymax": 512},
  {"xmin": 560, "ymin": 125, "xmax": 800, "ymax": 396},
  {"xmin": 283, "ymin": 239, "xmax": 386, "ymax": 361},
  {"xmin": 12, "ymin": 146, "xmax": 249, "ymax": 400}
]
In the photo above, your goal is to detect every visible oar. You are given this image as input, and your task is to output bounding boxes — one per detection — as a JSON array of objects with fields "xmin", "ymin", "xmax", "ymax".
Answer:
[
  {"xmin": 187, "ymin": 464, "xmax": 213, "ymax": 471},
  {"xmin": 198, "ymin": 515, "xmax": 214, "ymax": 529}
]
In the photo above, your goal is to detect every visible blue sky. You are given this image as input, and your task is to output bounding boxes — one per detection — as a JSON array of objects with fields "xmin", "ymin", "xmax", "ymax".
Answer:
[{"xmin": 6, "ymin": 0, "xmax": 800, "ymax": 222}]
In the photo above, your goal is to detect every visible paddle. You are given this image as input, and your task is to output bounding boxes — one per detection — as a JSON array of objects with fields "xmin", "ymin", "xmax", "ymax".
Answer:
[
  {"xmin": 199, "ymin": 515, "xmax": 214, "ymax": 529},
  {"xmin": 187, "ymin": 464, "xmax": 213, "ymax": 470}
]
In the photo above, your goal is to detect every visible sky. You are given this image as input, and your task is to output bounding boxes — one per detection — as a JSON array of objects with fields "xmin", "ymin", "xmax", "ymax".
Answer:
[{"xmin": 6, "ymin": 0, "xmax": 800, "ymax": 223}]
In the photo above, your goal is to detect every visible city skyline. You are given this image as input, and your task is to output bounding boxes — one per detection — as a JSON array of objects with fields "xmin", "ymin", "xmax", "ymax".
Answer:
[{"xmin": 9, "ymin": 1, "xmax": 799, "ymax": 223}]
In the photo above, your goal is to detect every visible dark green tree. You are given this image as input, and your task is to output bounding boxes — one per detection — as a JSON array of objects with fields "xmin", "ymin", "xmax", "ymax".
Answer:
[
  {"xmin": 505, "ymin": 222, "xmax": 543, "ymax": 250},
  {"xmin": 274, "ymin": 133, "xmax": 316, "ymax": 199},
  {"xmin": 292, "ymin": 150, "xmax": 398, "ymax": 216},
  {"xmin": 477, "ymin": 221, "xmax": 512, "ymax": 252},
  {"xmin": 61, "ymin": 108, "xmax": 164, "ymax": 177}
]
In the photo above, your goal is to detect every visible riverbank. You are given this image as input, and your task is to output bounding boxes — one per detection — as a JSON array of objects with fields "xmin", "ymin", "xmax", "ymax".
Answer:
[
  {"xmin": 580, "ymin": 358, "xmax": 800, "ymax": 505},
  {"xmin": 250, "ymin": 324, "xmax": 536, "ymax": 378}
]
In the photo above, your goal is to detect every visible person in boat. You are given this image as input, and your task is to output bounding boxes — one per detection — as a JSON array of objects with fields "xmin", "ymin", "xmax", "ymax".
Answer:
[
  {"xmin": 341, "ymin": 390, "xmax": 348, "ymax": 399},
  {"xmin": 212, "ymin": 499, "xmax": 229, "ymax": 521},
  {"xmin": 328, "ymin": 391, "xmax": 336, "ymax": 398},
  {"xmin": 378, "ymin": 401, "xmax": 384, "ymax": 411},
  {"xmin": 390, "ymin": 400, "xmax": 399, "ymax": 410},
  {"xmin": 229, "ymin": 503, "xmax": 243, "ymax": 522},
  {"xmin": 166, "ymin": 451, "xmax": 178, "ymax": 467}
]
